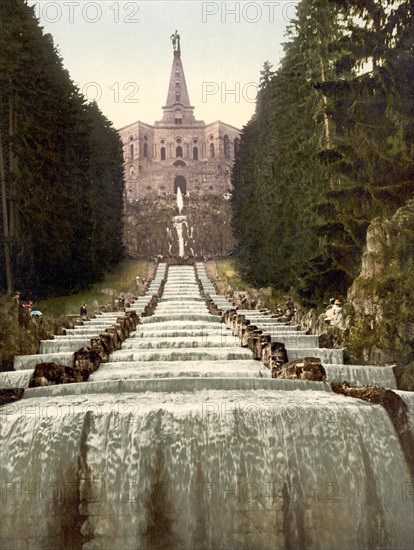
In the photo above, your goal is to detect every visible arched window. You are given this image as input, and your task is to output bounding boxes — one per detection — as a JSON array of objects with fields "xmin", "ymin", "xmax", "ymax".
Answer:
[
  {"xmin": 209, "ymin": 143, "xmax": 215, "ymax": 159},
  {"xmin": 234, "ymin": 137, "xmax": 240, "ymax": 158},
  {"xmin": 224, "ymin": 135, "xmax": 230, "ymax": 159},
  {"xmin": 176, "ymin": 146, "xmax": 183, "ymax": 158},
  {"xmin": 174, "ymin": 175, "xmax": 187, "ymax": 195},
  {"xmin": 129, "ymin": 144, "xmax": 134, "ymax": 159},
  {"xmin": 193, "ymin": 147, "xmax": 198, "ymax": 160},
  {"xmin": 161, "ymin": 147, "xmax": 166, "ymax": 161},
  {"xmin": 143, "ymin": 142, "xmax": 148, "ymax": 158}
]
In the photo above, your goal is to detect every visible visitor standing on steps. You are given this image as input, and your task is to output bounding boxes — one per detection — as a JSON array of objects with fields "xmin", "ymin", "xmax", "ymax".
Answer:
[
  {"xmin": 331, "ymin": 299, "xmax": 343, "ymax": 326},
  {"xmin": 324, "ymin": 298, "xmax": 336, "ymax": 324},
  {"xmin": 80, "ymin": 302, "xmax": 87, "ymax": 319},
  {"xmin": 9, "ymin": 291, "xmax": 20, "ymax": 315},
  {"xmin": 285, "ymin": 297, "xmax": 296, "ymax": 321}
]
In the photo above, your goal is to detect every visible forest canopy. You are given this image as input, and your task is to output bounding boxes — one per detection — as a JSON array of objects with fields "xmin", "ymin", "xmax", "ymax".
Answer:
[
  {"xmin": 232, "ymin": 0, "xmax": 414, "ymax": 306},
  {"xmin": 0, "ymin": 0, "xmax": 125, "ymax": 298}
]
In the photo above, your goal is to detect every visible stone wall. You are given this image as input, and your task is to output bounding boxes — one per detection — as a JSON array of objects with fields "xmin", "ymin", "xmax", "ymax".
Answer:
[{"xmin": 119, "ymin": 120, "xmax": 240, "ymax": 200}]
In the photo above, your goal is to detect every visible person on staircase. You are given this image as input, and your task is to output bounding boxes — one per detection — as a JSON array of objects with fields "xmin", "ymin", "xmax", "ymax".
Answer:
[
  {"xmin": 331, "ymin": 300, "xmax": 343, "ymax": 326},
  {"xmin": 80, "ymin": 303, "xmax": 87, "ymax": 319},
  {"xmin": 324, "ymin": 298, "xmax": 335, "ymax": 324}
]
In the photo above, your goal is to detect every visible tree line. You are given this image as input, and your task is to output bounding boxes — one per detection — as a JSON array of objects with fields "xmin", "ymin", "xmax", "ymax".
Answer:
[
  {"xmin": 232, "ymin": 0, "xmax": 413, "ymax": 306},
  {"xmin": 0, "ymin": 0, "xmax": 125, "ymax": 298}
]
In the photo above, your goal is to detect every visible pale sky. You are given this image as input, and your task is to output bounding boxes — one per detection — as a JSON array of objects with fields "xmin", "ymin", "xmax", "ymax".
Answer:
[{"xmin": 27, "ymin": 1, "xmax": 298, "ymax": 130}]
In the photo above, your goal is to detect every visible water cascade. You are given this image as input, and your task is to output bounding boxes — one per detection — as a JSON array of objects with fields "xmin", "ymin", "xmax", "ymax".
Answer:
[
  {"xmin": 1, "ymin": 263, "xmax": 413, "ymax": 549},
  {"xmin": 168, "ymin": 187, "xmax": 194, "ymax": 257}
]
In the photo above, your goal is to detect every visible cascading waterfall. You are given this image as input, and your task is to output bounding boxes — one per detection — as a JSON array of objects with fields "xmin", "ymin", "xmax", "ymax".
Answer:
[
  {"xmin": 168, "ymin": 187, "xmax": 194, "ymax": 258},
  {"xmin": 171, "ymin": 187, "xmax": 186, "ymax": 257},
  {"xmin": 173, "ymin": 216, "xmax": 185, "ymax": 257},
  {"xmin": 176, "ymin": 186, "xmax": 184, "ymax": 215},
  {"xmin": 1, "ymin": 264, "xmax": 413, "ymax": 549}
]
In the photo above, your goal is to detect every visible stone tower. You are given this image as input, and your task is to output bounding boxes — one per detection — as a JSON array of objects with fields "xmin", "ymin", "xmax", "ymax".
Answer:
[
  {"xmin": 118, "ymin": 37, "xmax": 241, "ymax": 201},
  {"xmin": 160, "ymin": 48, "xmax": 196, "ymax": 125}
]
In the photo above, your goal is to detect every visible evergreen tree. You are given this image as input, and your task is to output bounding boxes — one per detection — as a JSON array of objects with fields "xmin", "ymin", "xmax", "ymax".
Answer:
[
  {"xmin": 233, "ymin": 0, "xmax": 413, "ymax": 306},
  {"xmin": 312, "ymin": 0, "xmax": 414, "ymax": 294},
  {"xmin": 0, "ymin": 0, "xmax": 125, "ymax": 297},
  {"xmin": 233, "ymin": 0, "xmax": 346, "ymax": 297}
]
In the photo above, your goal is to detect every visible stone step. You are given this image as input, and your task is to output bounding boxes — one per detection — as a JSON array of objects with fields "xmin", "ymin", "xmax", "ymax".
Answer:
[
  {"xmin": 121, "ymin": 337, "xmax": 240, "ymax": 349},
  {"xmin": 40, "ymin": 339, "xmax": 92, "ymax": 353},
  {"xmin": 324, "ymin": 364, "xmax": 397, "ymax": 388},
  {"xmin": 140, "ymin": 313, "xmax": 222, "ymax": 324},
  {"xmin": 89, "ymin": 360, "xmax": 270, "ymax": 381},
  {"xmin": 23, "ymin": 377, "xmax": 332, "ymax": 398},
  {"xmin": 109, "ymin": 347, "xmax": 253, "ymax": 362},
  {"xmin": 286, "ymin": 347, "xmax": 344, "ymax": 365},
  {"xmin": 0, "ymin": 369, "xmax": 33, "ymax": 389},
  {"xmin": 14, "ymin": 352, "xmax": 74, "ymax": 370}
]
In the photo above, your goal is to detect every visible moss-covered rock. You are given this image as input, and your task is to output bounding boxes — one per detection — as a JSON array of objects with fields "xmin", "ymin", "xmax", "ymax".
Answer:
[
  {"xmin": 393, "ymin": 362, "xmax": 414, "ymax": 391},
  {"xmin": 347, "ymin": 200, "xmax": 414, "ymax": 364}
]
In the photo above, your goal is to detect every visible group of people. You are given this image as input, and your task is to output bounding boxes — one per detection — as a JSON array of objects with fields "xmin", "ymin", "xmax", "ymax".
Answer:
[
  {"xmin": 114, "ymin": 293, "xmax": 125, "ymax": 311},
  {"xmin": 324, "ymin": 298, "xmax": 343, "ymax": 325},
  {"xmin": 136, "ymin": 276, "xmax": 147, "ymax": 294},
  {"xmin": 9, "ymin": 291, "xmax": 41, "ymax": 328},
  {"xmin": 80, "ymin": 292, "xmax": 128, "ymax": 319}
]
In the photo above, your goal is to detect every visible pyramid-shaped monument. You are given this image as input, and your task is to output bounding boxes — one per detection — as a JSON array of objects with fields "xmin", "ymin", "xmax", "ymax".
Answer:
[{"xmin": 118, "ymin": 33, "xmax": 241, "ymax": 201}]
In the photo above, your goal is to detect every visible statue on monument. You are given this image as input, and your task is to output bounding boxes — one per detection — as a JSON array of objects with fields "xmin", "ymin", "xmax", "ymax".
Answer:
[{"xmin": 170, "ymin": 30, "xmax": 181, "ymax": 54}]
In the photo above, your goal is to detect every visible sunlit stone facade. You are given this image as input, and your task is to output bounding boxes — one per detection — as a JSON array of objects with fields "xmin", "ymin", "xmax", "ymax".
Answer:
[{"xmin": 118, "ymin": 50, "xmax": 240, "ymax": 200}]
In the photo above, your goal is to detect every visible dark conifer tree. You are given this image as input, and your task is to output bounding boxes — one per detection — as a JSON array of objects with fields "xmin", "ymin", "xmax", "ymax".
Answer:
[
  {"xmin": 0, "ymin": 0, "xmax": 125, "ymax": 297},
  {"xmin": 233, "ymin": 0, "xmax": 346, "ymax": 297},
  {"xmin": 232, "ymin": 0, "xmax": 413, "ymax": 305}
]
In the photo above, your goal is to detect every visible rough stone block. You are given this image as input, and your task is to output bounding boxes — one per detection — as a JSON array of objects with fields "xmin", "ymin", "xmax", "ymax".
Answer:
[
  {"xmin": 74, "ymin": 348, "xmax": 101, "ymax": 375},
  {"xmin": 0, "ymin": 388, "xmax": 24, "ymax": 406},
  {"xmin": 253, "ymin": 334, "xmax": 271, "ymax": 361},
  {"xmin": 241, "ymin": 324, "xmax": 258, "ymax": 347},
  {"xmin": 393, "ymin": 363, "xmax": 414, "ymax": 391},
  {"xmin": 29, "ymin": 362, "xmax": 88, "ymax": 387},
  {"xmin": 90, "ymin": 338, "xmax": 109, "ymax": 362},
  {"xmin": 273, "ymin": 357, "xmax": 326, "ymax": 381},
  {"xmin": 262, "ymin": 341, "xmax": 287, "ymax": 370}
]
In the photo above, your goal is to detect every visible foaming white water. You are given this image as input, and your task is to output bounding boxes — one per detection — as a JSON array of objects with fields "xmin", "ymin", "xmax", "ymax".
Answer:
[
  {"xmin": 325, "ymin": 364, "xmax": 397, "ymax": 388},
  {"xmin": 2, "ymin": 264, "xmax": 413, "ymax": 549},
  {"xmin": 109, "ymin": 347, "xmax": 253, "ymax": 362},
  {"xmin": 0, "ymin": 369, "xmax": 33, "ymax": 389},
  {"xmin": 121, "ymin": 336, "xmax": 240, "ymax": 349},
  {"xmin": 394, "ymin": 390, "xmax": 414, "ymax": 430},
  {"xmin": 89, "ymin": 360, "xmax": 271, "ymax": 380},
  {"xmin": 1, "ymin": 390, "xmax": 412, "ymax": 549},
  {"xmin": 176, "ymin": 187, "xmax": 184, "ymax": 215},
  {"xmin": 40, "ymin": 338, "xmax": 93, "ymax": 353},
  {"xmin": 288, "ymin": 347, "xmax": 344, "ymax": 364},
  {"xmin": 14, "ymin": 352, "xmax": 74, "ymax": 370}
]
